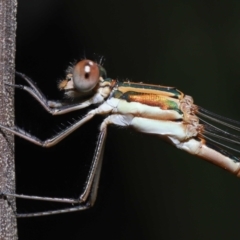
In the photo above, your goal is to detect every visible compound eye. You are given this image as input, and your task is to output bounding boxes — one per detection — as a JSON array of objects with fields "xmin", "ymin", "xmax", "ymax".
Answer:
[{"xmin": 72, "ymin": 60, "xmax": 100, "ymax": 92}]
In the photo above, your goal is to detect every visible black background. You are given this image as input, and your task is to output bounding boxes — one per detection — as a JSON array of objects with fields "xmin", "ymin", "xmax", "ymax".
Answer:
[{"xmin": 15, "ymin": 0, "xmax": 240, "ymax": 239}]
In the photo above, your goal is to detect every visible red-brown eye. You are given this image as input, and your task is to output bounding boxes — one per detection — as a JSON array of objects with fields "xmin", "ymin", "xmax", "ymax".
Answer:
[{"xmin": 72, "ymin": 60, "xmax": 100, "ymax": 92}]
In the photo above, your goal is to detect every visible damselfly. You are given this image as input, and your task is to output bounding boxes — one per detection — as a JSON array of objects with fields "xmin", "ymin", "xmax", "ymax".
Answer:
[{"xmin": 1, "ymin": 59, "xmax": 240, "ymax": 217}]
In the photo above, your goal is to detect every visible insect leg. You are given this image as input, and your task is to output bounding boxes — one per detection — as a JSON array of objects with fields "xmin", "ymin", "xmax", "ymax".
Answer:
[
  {"xmin": 0, "ymin": 112, "xmax": 95, "ymax": 147},
  {"xmin": 8, "ymin": 72, "xmax": 103, "ymax": 115},
  {"xmin": 3, "ymin": 128, "xmax": 107, "ymax": 217}
]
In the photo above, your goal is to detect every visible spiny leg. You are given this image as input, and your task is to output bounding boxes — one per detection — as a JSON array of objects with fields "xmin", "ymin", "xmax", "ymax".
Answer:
[
  {"xmin": 0, "ymin": 112, "xmax": 95, "ymax": 147},
  {"xmin": 78, "ymin": 126, "xmax": 107, "ymax": 203},
  {"xmin": 4, "ymin": 128, "xmax": 108, "ymax": 217},
  {"xmin": 14, "ymin": 72, "xmax": 64, "ymax": 113},
  {"xmin": 0, "ymin": 98, "xmax": 113, "ymax": 216},
  {"xmin": 15, "ymin": 72, "xmax": 46, "ymax": 99},
  {"xmin": 10, "ymin": 72, "xmax": 98, "ymax": 115},
  {"xmin": 0, "ymin": 100, "xmax": 114, "ymax": 147}
]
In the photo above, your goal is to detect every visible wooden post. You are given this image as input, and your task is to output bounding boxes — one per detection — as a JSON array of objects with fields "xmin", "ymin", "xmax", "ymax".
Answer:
[{"xmin": 0, "ymin": 0, "xmax": 18, "ymax": 239}]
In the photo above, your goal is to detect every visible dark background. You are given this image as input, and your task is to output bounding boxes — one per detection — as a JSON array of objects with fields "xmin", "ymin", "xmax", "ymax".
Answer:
[{"xmin": 15, "ymin": 0, "xmax": 240, "ymax": 239}]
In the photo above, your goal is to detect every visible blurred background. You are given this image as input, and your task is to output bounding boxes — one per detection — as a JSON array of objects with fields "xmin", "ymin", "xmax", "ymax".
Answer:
[{"xmin": 15, "ymin": 0, "xmax": 240, "ymax": 239}]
